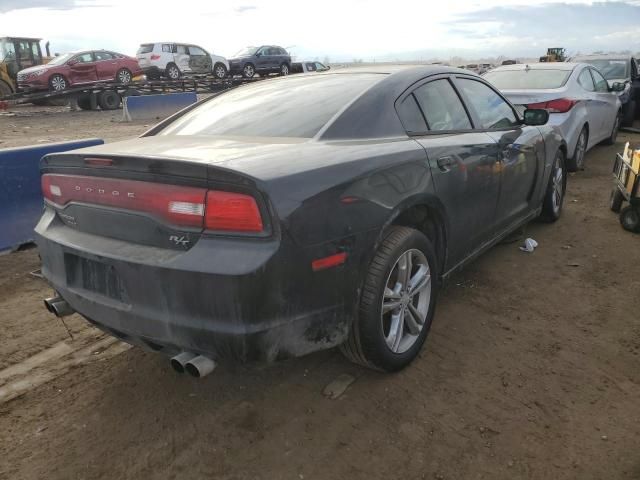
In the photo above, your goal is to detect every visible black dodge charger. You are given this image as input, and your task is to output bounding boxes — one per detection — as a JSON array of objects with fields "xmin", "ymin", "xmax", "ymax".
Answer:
[{"xmin": 36, "ymin": 66, "xmax": 567, "ymax": 374}]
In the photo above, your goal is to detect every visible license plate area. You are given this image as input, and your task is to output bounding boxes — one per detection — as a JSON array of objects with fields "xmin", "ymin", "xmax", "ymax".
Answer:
[{"xmin": 65, "ymin": 254, "xmax": 127, "ymax": 302}]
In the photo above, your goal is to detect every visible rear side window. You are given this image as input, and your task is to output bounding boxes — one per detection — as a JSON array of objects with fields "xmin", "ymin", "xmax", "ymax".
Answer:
[
  {"xmin": 413, "ymin": 79, "xmax": 471, "ymax": 131},
  {"xmin": 397, "ymin": 95, "xmax": 427, "ymax": 133},
  {"xmin": 159, "ymin": 74, "xmax": 382, "ymax": 138},
  {"xmin": 484, "ymin": 69, "xmax": 572, "ymax": 89},
  {"xmin": 457, "ymin": 79, "xmax": 518, "ymax": 129},
  {"xmin": 137, "ymin": 44, "xmax": 154, "ymax": 54},
  {"xmin": 161, "ymin": 44, "xmax": 173, "ymax": 53},
  {"xmin": 578, "ymin": 68, "xmax": 595, "ymax": 91},
  {"xmin": 94, "ymin": 51, "xmax": 114, "ymax": 61}
]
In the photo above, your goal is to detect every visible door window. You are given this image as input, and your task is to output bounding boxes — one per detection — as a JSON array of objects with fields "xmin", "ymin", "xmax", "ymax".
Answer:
[
  {"xmin": 94, "ymin": 51, "xmax": 114, "ymax": 61},
  {"xmin": 396, "ymin": 94, "xmax": 428, "ymax": 133},
  {"xmin": 412, "ymin": 79, "xmax": 472, "ymax": 131},
  {"xmin": 457, "ymin": 78, "xmax": 518, "ymax": 129},
  {"xmin": 315, "ymin": 62, "xmax": 328, "ymax": 71},
  {"xmin": 161, "ymin": 44, "xmax": 173, "ymax": 53},
  {"xmin": 176, "ymin": 45, "xmax": 188, "ymax": 55},
  {"xmin": 189, "ymin": 46, "xmax": 206, "ymax": 56},
  {"xmin": 590, "ymin": 69, "xmax": 609, "ymax": 92},
  {"xmin": 578, "ymin": 68, "xmax": 595, "ymax": 91},
  {"xmin": 305, "ymin": 62, "xmax": 316, "ymax": 71},
  {"xmin": 73, "ymin": 52, "xmax": 94, "ymax": 64}
]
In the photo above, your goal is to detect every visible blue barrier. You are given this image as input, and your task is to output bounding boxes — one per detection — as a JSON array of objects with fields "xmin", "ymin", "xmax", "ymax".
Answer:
[
  {"xmin": 123, "ymin": 92, "xmax": 197, "ymax": 121},
  {"xmin": 0, "ymin": 138, "xmax": 104, "ymax": 253}
]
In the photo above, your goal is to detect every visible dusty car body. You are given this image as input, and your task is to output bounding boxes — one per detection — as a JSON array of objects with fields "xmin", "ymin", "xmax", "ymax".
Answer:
[
  {"xmin": 36, "ymin": 66, "xmax": 567, "ymax": 373},
  {"xmin": 228, "ymin": 45, "xmax": 291, "ymax": 78},
  {"xmin": 17, "ymin": 50, "xmax": 141, "ymax": 92},
  {"xmin": 485, "ymin": 62, "xmax": 622, "ymax": 171}
]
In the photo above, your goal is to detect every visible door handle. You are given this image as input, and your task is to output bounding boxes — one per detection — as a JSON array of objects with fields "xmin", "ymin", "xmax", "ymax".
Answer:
[{"xmin": 437, "ymin": 156, "xmax": 454, "ymax": 171}]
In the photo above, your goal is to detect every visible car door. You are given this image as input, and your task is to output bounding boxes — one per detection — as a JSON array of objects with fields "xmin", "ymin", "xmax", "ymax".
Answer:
[
  {"xmin": 255, "ymin": 47, "xmax": 271, "ymax": 72},
  {"xmin": 187, "ymin": 45, "xmax": 211, "ymax": 74},
  {"xmin": 590, "ymin": 67, "xmax": 618, "ymax": 141},
  {"xmin": 398, "ymin": 76, "xmax": 502, "ymax": 265},
  {"xmin": 94, "ymin": 51, "xmax": 118, "ymax": 81},
  {"xmin": 68, "ymin": 52, "xmax": 97, "ymax": 84},
  {"xmin": 174, "ymin": 45, "xmax": 190, "ymax": 72},
  {"xmin": 454, "ymin": 76, "xmax": 543, "ymax": 230}
]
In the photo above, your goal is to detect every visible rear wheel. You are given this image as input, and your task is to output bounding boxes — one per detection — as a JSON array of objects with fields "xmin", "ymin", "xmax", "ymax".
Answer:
[
  {"xmin": 539, "ymin": 149, "xmax": 566, "ymax": 222},
  {"xmin": 116, "ymin": 68, "xmax": 132, "ymax": 84},
  {"xmin": 165, "ymin": 63, "xmax": 181, "ymax": 80},
  {"xmin": 213, "ymin": 63, "xmax": 227, "ymax": 79},
  {"xmin": 98, "ymin": 90, "xmax": 121, "ymax": 110},
  {"xmin": 49, "ymin": 74, "xmax": 67, "ymax": 92},
  {"xmin": 280, "ymin": 63, "xmax": 290, "ymax": 76},
  {"xmin": 567, "ymin": 126, "xmax": 588, "ymax": 172},
  {"xmin": 340, "ymin": 226, "xmax": 437, "ymax": 372},
  {"xmin": 620, "ymin": 206, "xmax": 640, "ymax": 233},
  {"xmin": 604, "ymin": 113, "xmax": 620, "ymax": 145},
  {"xmin": 610, "ymin": 188, "xmax": 624, "ymax": 213}
]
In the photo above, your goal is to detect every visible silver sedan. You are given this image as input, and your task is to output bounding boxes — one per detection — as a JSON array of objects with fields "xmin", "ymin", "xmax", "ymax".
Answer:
[{"xmin": 484, "ymin": 63, "xmax": 622, "ymax": 171}]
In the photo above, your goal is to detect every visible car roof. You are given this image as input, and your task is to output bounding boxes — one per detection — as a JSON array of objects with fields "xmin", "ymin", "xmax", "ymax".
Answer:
[{"xmin": 490, "ymin": 62, "xmax": 578, "ymax": 72}]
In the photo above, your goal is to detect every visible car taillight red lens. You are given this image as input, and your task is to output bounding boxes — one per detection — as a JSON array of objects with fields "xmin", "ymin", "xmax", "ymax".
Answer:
[
  {"xmin": 41, "ymin": 174, "xmax": 264, "ymax": 233},
  {"xmin": 527, "ymin": 98, "xmax": 577, "ymax": 113},
  {"xmin": 150, "ymin": 54, "xmax": 161, "ymax": 60},
  {"xmin": 204, "ymin": 191, "xmax": 263, "ymax": 232}
]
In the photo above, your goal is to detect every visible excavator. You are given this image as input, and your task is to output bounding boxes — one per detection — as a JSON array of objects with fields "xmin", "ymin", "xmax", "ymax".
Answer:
[
  {"xmin": 0, "ymin": 37, "xmax": 52, "ymax": 97},
  {"xmin": 539, "ymin": 47, "xmax": 566, "ymax": 63}
]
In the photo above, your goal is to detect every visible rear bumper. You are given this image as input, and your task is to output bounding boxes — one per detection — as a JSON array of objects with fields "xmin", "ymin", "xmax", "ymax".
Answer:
[{"xmin": 35, "ymin": 207, "xmax": 353, "ymax": 363}]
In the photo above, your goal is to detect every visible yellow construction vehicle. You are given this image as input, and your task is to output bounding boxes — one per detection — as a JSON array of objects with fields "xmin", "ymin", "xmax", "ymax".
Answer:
[
  {"xmin": 0, "ymin": 37, "xmax": 51, "ymax": 96},
  {"xmin": 539, "ymin": 47, "xmax": 566, "ymax": 63}
]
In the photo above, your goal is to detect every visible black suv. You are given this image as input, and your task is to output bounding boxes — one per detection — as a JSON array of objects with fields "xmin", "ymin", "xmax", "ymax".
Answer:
[{"xmin": 228, "ymin": 45, "xmax": 291, "ymax": 78}]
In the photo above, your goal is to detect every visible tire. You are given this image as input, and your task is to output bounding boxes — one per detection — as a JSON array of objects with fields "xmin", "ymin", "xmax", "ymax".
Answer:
[
  {"xmin": 340, "ymin": 226, "xmax": 438, "ymax": 372},
  {"xmin": 567, "ymin": 126, "xmax": 588, "ymax": 172},
  {"xmin": 77, "ymin": 97, "xmax": 93, "ymax": 110},
  {"xmin": 610, "ymin": 188, "xmax": 624, "ymax": 213},
  {"xmin": 280, "ymin": 63, "xmax": 290, "ymax": 76},
  {"xmin": 622, "ymin": 101, "xmax": 636, "ymax": 127},
  {"xmin": 0, "ymin": 80, "xmax": 12, "ymax": 98},
  {"xmin": 539, "ymin": 149, "xmax": 566, "ymax": 222},
  {"xmin": 619, "ymin": 206, "xmax": 640, "ymax": 233},
  {"xmin": 165, "ymin": 63, "xmax": 181, "ymax": 80},
  {"xmin": 116, "ymin": 68, "xmax": 132, "ymax": 84},
  {"xmin": 603, "ymin": 113, "xmax": 620, "ymax": 145},
  {"xmin": 49, "ymin": 74, "xmax": 67, "ymax": 92},
  {"xmin": 213, "ymin": 63, "xmax": 227, "ymax": 79},
  {"xmin": 98, "ymin": 90, "xmax": 121, "ymax": 110},
  {"xmin": 242, "ymin": 63, "xmax": 255, "ymax": 78}
]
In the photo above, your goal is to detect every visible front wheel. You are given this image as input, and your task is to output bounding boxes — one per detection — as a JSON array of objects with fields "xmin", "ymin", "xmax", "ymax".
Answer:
[
  {"xmin": 603, "ymin": 113, "xmax": 620, "ymax": 145},
  {"xmin": 49, "ymin": 74, "xmax": 67, "ymax": 91},
  {"xmin": 213, "ymin": 63, "xmax": 227, "ymax": 79},
  {"xmin": 116, "ymin": 68, "xmax": 132, "ymax": 84},
  {"xmin": 620, "ymin": 206, "xmax": 640, "ymax": 233},
  {"xmin": 340, "ymin": 226, "xmax": 437, "ymax": 372},
  {"xmin": 539, "ymin": 149, "xmax": 566, "ymax": 222},
  {"xmin": 567, "ymin": 126, "xmax": 588, "ymax": 172}
]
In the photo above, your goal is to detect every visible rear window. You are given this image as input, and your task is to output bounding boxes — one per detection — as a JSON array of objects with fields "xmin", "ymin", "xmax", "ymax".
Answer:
[
  {"xmin": 159, "ymin": 74, "xmax": 382, "ymax": 138},
  {"xmin": 137, "ymin": 44, "xmax": 154, "ymax": 54},
  {"xmin": 484, "ymin": 69, "xmax": 572, "ymax": 89}
]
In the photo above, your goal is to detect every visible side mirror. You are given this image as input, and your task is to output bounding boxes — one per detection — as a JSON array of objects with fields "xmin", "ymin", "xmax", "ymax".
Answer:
[
  {"xmin": 67, "ymin": 59, "xmax": 78, "ymax": 66},
  {"xmin": 523, "ymin": 108, "xmax": 549, "ymax": 126},
  {"xmin": 610, "ymin": 81, "xmax": 626, "ymax": 92},
  {"xmin": 255, "ymin": 52, "xmax": 261, "ymax": 57}
]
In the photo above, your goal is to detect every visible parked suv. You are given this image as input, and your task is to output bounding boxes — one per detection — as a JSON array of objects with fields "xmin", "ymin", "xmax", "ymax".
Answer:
[
  {"xmin": 572, "ymin": 54, "xmax": 640, "ymax": 126},
  {"xmin": 136, "ymin": 43, "xmax": 229, "ymax": 80},
  {"xmin": 228, "ymin": 46, "xmax": 291, "ymax": 78}
]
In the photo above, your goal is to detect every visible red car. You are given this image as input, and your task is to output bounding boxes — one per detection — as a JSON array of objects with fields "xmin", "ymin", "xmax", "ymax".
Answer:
[{"xmin": 17, "ymin": 49, "xmax": 142, "ymax": 92}]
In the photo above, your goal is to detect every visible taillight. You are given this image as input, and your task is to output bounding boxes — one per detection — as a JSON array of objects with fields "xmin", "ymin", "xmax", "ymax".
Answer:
[
  {"xmin": 204, "ymin": 191, "xmax": 263, "ymax": 232},
  {"xmin": 41, "ymin": 174, "xmax": 264, "ymax": 234},
  {"xmin": 150, "ymin": 54, "xmax": 161, "ymax": 60},
  {"xmin": 527, "ymin": 98, "xmax": 577, "ymax": 113}
]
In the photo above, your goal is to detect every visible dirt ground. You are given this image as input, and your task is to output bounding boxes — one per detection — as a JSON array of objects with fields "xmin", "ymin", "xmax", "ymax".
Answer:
[{"xmin": 1, "ymin": 105, "xmax": 639, "ymax": 480}]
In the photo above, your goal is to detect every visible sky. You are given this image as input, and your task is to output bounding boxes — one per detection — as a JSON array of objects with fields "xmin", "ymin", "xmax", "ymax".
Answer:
[{"xmin": 1, "ymin": 0, "xmax": 639, "ymax": 62}]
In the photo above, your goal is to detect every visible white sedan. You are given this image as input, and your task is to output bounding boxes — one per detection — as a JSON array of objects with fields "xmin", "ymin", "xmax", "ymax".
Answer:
[{"xmin": 484, "ymin": 63, "xmax": 622, "ymax": 171}]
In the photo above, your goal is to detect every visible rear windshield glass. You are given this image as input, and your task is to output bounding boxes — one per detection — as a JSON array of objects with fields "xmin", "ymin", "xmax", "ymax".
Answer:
[
  {"xmin": 137, "ymin": 44, "xmax": 154, "ymax": 54},
  {"xmin": 158, "ymin": 74, "xmax": 382, "ymax": 138},
  {"xmin": 577, "ymin": 59, "xmax": 629, "ymax": 80},
  {"xmin": 484, "ymin": 69, "xmax": 572, "ymax": 89}
]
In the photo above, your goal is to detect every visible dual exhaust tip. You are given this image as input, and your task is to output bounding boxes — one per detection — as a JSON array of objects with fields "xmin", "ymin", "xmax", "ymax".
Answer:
[
  {"xmin": 170, "ymin": 352, "xmax": 216, "ymax": 378},
  {"xmin": 44, "ymin": 296, "xmax": 75, "ymax": 318}
]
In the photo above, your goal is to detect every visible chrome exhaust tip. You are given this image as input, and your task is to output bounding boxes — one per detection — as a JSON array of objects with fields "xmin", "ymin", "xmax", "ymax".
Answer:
[
  {"xmin": 170, "ymin": 352, "xmax": 197, "ymax": 374},
  {"xmin": 44, "ymin": 296, "xmax": 75, "ymax": 318},
  {"xmin": 185, "ymin": 355, "xmax": 216, "ymax": 378}
]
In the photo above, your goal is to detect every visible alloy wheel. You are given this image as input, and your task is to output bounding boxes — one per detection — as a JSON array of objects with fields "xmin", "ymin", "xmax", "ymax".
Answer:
[
  {"xmin": 610, "ymin": 116, "xmax": 619, "ymax": 144},
  {"xmin": 243, "ymin": 65, "xmax": 254, "ymax": 78},
  {"xmin": 381, "ymin": 249, "xmax": 432, "ymax": 354},
  {"xmin": 50, "ymin": 75, "xmax": 66, "ymax": 91},
  {"xmin": 168, "ymin": 66, "xmax": 180, "ymax": 79},
  {"xmin": 118, "ymin": 70, "xmax": 131, "ymax": 84},
  {"xmin": 551, "ymin": 158, "xmax": 564, "ymax": 214},
  {"xmin": 575, "ymin": 130, "xmax": 587, "ymax": 169},
  {"xmin": 214, "ymin": 65, "xmax": 226, "ymax": 78},
  {"xmin": 281, "ymin": 64, "xmax": 289, "ymax": 75}
]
